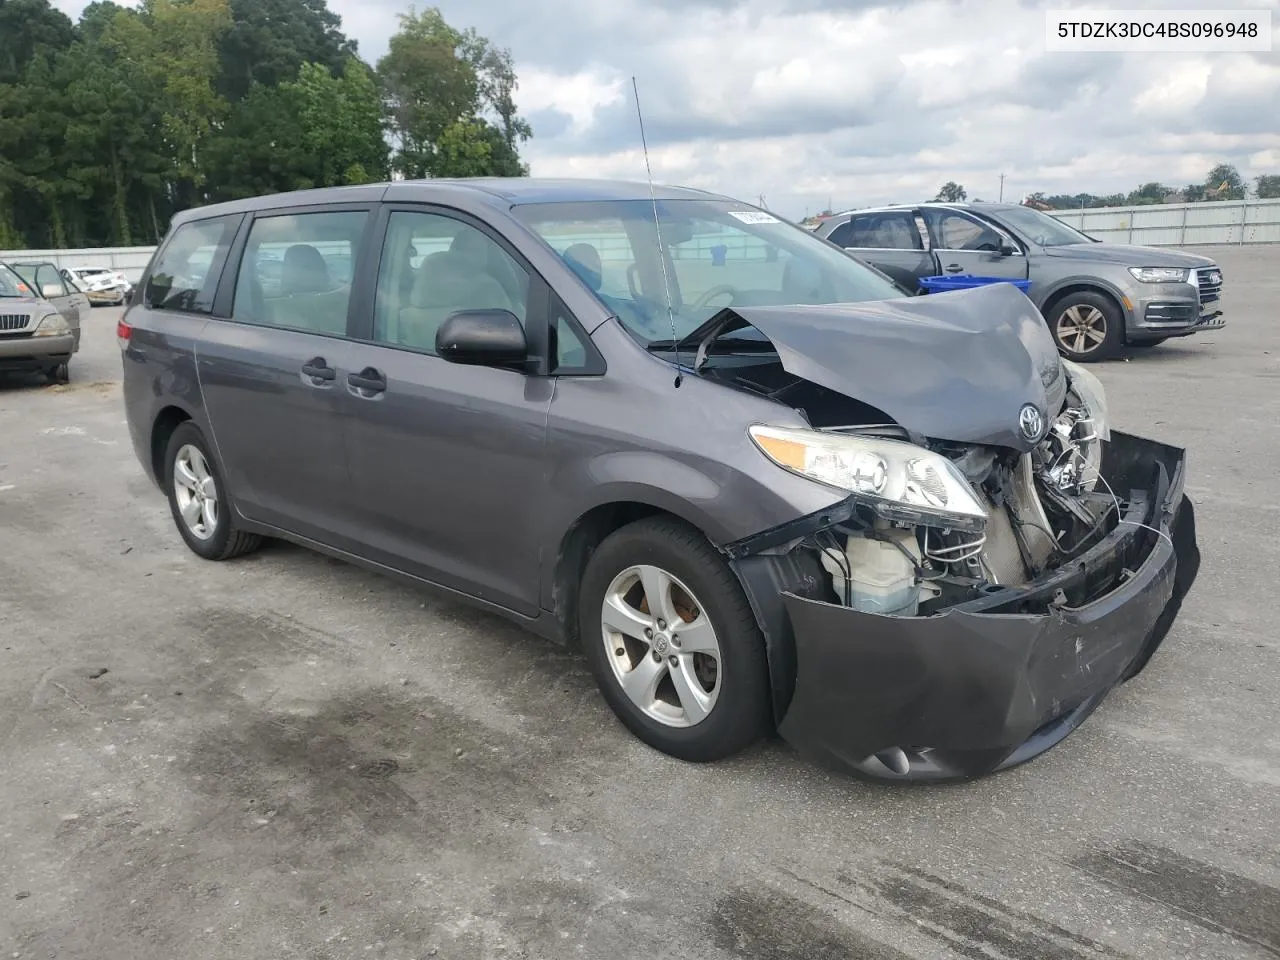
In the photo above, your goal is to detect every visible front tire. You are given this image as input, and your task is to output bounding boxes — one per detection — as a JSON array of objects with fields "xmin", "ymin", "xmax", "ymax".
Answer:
[
  {"xmin": 1046, "ymin": 291, "xmax": 1122, "ymax": 362},
  {"xmin": 44, "ymin": 361, "xmax": 69, "ymax": 384},
  {"xmin": 578, "ymin": 516, "xmax": 771, "ymax": 762},
  {"xmin": 164, "ymin": 422, "xmax": 263, "ymax": 561}
]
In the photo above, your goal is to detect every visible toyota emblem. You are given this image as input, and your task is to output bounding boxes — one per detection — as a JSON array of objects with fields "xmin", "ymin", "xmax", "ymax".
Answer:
[{"xmin": 1018, "ymin": 404, "xmax": 1044, "ymax": 442}]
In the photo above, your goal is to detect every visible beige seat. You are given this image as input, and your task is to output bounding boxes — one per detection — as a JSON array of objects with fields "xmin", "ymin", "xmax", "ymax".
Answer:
[
  {"xmin": 264, "ymin": 244, "xmax": 350, "ymax": 335},
  {"xmin": 395, "ymin": 250, "xmax": 515, "ymax": 352}
]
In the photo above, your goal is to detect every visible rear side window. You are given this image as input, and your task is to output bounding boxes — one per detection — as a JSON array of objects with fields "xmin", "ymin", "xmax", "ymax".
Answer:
[
  {"xmin": 145, "ymin": 216, "xmax": 238, "ymax": 313},
  {"xmin": 232, "ymin": 211, "xmax": 369, "ymax": 337}
]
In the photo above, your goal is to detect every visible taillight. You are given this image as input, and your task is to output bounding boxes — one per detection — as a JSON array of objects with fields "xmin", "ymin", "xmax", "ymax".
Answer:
[{"xmin": 116, "ymin": 318, "xmax": 133, "ymax": 350}]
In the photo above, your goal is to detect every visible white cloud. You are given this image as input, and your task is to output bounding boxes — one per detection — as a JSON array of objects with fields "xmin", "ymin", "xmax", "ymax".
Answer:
[{"xmin": 53, "ymin": 0, "xmax": 1280, "ymax": 215}]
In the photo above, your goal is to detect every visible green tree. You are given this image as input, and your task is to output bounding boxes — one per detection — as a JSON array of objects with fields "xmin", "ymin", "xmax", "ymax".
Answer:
[
  {"xmin": 216, "ymin": 0, "xmax": 356, "ymax": 102},
  {"xmin": 377, "ymin": 6, "xmax": 530, "ymax": 179},
  {"xmin": 291, "ymin": 59, "xmax": 389, "ymax": 187},
  {"xmin": 1254, "ymin": 175, "xmax": 1280, "ymax": 199},
  {"xmin": 1126, "ymin": 182, "xmax": 1170, "ymax": 205},
  {"xmin": 934, "ymin": 181, "xmax": 967, "ymax": 202},
  {"xmin": 0, "ymin": 0, "xmax": 74, "ymax": 83},
  {"xmin": 1204, "ymin": 163, "xmax": 1245, "ymax": 200}
]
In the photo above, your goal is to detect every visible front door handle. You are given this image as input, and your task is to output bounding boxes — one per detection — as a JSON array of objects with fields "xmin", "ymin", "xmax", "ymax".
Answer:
[
  {"xmin": 944, "ymin": 264, "xmax": 964, "ymax": 273},
  {"xmin": 347, "ymin": 367, "xmax": 387, "ymax": 394},
  {"xmin": 301, "ymin": 357, "xmax": 336, "ymax": 382}
]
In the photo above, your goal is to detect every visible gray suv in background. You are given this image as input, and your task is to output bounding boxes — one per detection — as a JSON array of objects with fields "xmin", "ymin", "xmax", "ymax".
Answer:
[
  {"xmin": 815, "ymin": 202, "xmax": 1225, "ymax": 362},
  {"xmin": 120, "ymin": 179, "xmax": 1199, "ymax": 781}
]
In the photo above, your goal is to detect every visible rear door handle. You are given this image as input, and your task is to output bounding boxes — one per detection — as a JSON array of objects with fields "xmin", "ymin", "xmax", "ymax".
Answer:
[
  {"xmin": 347, "ymin": 367, "xmax": 387, "ymax": 395},
  {"xmin": 301, "ymin": 357, "xmax": 336, "ymax": 382}
]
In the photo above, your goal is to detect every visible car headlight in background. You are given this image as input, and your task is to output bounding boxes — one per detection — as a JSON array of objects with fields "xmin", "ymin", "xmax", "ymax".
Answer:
[
  {"xmin": 32, "ymin": 313, "xmax": 70, "ymax": 337},
  {"xmin": 1128, "ymin": 266, "xmax": 1188, "ymax": 284},
  {"xmin": 1061, "ymin": 359, "xmax": 1111, "ymax": 441},
  {"xmin": 749, "ymin": 425, "xmax": 987, "ymax": 533}
]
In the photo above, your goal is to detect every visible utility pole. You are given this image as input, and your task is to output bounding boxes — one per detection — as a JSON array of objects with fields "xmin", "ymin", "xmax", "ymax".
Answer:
[{"xmin": 999, "ymin": 174, "xmax": 1005, "ymax": 202}]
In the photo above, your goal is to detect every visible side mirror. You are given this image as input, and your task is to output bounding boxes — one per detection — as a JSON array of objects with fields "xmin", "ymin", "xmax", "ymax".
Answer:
[
  {"xmin": 41, "ymin": 283, "xmax": 63, "ymax": 298},
  {"xmin": 997, "ymin": 239, "xmax": 1018, "ymax": 257},
  {"xmin": 436, "ymin": 309, "xmax": 528, "ymax": 367}
]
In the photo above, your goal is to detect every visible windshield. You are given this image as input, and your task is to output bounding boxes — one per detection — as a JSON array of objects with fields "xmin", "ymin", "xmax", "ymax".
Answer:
[
  {"xmin": 0, "ymin": 264, "xmax": 33, "ymax": 298},
  {"xmin": 993, "ymin": 206, "xmax": 1093, "ymax": 247},
  {"xmin": 512, "ymin": 199, "xmax": 905, "ymax": 343}
]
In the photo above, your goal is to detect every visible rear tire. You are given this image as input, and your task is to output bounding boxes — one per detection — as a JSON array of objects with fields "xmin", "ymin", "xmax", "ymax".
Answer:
[
  {"xmin": 578, "ymin": 516, "xmax": 771, "ymax": 763},
  {"xmin": 1046, "ymin": 291, "xmax": 1122, "ymax": 362},
  {"xmin": 164, "ymin": 421, "xmax": 263, "ymax": 561}
]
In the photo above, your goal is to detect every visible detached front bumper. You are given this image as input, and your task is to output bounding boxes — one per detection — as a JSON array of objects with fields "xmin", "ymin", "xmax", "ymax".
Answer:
[{"xmin": 731, "ymin": 430, "xmax": 1201, "ymax": 781}]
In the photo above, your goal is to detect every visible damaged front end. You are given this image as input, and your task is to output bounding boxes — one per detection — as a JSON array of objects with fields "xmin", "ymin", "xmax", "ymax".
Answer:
[{"xmin": 694, "ymin": 289, "xmax": 1201, "ymax": 780}]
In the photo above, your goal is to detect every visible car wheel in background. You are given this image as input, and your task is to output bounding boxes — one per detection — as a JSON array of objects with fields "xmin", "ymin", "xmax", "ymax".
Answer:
[
  {"xmin": 44, "ymin": 362, "xmax": 70, "ymax": 385},
  {"xmin": 578, "ymin": 516, "xmax": 771, "ymax": 762},
  {"xmin": 163, "ymin": 421, "xmax": 263, "ymax": 561},
  {"xmin": 1046, "ymin": 291, "xmax": 1122, "ymax": 362}
]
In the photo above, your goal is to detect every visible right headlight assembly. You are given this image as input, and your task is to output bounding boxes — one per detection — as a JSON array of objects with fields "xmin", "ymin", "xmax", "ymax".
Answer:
[{"xmin": 749, "ymin": 424, "xmax": 987, "ymax": 533}]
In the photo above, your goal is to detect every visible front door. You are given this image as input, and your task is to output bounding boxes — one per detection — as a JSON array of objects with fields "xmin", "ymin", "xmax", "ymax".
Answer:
[
  {"xmin": 826, "ymin": 210, "xmax": 937, "ymax": 291},
  {"xmin": 922, "ymin": 208, "xmax": 1030, "ymax": 281},
  {"xmin": 196, "ymin": 207, "xmax": 373, "ymax": 550},
  {"xmin": 341, "ymin": 207, "xmax": 552, "ymax": 616},
  {"xmin": 27, "ymin": 263, "xmax": 87, "ymax": 325}
]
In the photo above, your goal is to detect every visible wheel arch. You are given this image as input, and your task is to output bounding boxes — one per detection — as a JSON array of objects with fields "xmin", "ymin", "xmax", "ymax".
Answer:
[
  {"xmin": 1038, "ymin": 280, "xmax": 1131, "ymax": 331},
  {"xmin": 150, "ymin": 404, "xmax": 194, "ymax": 487}
]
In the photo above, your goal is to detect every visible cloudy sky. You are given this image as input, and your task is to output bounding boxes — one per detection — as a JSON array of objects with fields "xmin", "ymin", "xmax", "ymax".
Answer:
[{"xmin": 57, "ymin": 0, "xmax": 1280, "ymax": 217}]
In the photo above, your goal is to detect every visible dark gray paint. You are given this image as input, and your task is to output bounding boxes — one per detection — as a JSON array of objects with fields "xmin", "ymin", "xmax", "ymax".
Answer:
[{"xmin": 719, "ymin": 282, "xmax": 1067, "ymax": 452}]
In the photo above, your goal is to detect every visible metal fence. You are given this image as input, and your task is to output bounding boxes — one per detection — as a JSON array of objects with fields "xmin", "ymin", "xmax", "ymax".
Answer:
[
  {"xmin": 0, "ymin": 246, "xmax": 157, "ymax": 283},
  {"xmin": 1049, "ymin": 197, "xmax": 1280, "ymax": 246}
]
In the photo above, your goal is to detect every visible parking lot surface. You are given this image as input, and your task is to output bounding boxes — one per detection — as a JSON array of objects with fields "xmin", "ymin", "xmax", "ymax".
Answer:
[{"xmin": 2, "ymin": 246, "xmax": 1278, "ymax": 960}]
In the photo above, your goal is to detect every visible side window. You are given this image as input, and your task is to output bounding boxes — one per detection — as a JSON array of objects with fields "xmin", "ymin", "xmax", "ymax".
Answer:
[
  {"xmin": 145, "ymin": 216, "xmax": 237, "ymax": 313},
  {"xmin": 372, "ymin": 211, "xmax": 530, "ymax": 355},
  {"xmin": 33, "ymin": 264, "xmax": 68, "ymax": 297},
  {"xmin": 232, "ymin": 210, "xmax": 368, "ymax": 336},
  {"xmin": 826, "ymin": 220, "xmax": 856, "ymax": 248},
  {"xmin": 549, "ymin": 295, "xmax": 594, "ymax": 373},
  {"xmin": 925, "ymin": 210, "xmax": 1005, "ymax": 252}
]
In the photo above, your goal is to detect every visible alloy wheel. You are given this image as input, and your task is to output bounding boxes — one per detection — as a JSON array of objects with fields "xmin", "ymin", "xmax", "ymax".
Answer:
[
  {"xmin": 172, "ymin": 443, "xmax": 219, "ymax": 540},
  {"xmin": 1055, "ymin": 304, "xmax": 1107, "ymax": 355},
  {"xmin": 600, "ymin": 564, "xmax": 722, "ymax": 727}
]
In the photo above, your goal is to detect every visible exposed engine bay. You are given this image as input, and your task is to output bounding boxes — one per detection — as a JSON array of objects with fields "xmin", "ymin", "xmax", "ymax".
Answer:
[{"xmin": 683, "ymin": 294, "xmax": 1127, "ymax": 617}]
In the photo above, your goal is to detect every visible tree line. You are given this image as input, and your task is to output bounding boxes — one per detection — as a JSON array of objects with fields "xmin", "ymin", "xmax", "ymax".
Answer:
[
  {"xmin": 0, "ymin": 0, "xmax": 532, "ymax": 250},
  {"xmin": 934, "ymin": 163, "xmax": 1280, "ymax": 210}
]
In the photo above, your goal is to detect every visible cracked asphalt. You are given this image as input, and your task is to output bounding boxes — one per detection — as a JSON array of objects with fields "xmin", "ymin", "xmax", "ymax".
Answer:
[{"xmin": 1, "ymin": 245, "xmax": 1278, "ymax": 960}]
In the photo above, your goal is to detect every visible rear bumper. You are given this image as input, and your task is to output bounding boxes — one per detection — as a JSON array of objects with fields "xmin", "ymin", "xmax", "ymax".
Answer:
[{"xmin": 734, "ymin": 431, "xmax": 1200, "ymax": 781}]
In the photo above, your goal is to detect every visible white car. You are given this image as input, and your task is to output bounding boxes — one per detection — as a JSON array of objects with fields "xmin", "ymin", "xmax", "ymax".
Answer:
[{"xmin": 61, "ymin": 266, "xmax": 133, "ymax": 306}]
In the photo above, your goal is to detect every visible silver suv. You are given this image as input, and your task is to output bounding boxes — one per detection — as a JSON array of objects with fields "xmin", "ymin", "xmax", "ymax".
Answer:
[
  {"xmin": 0, "ymin": 260, "xmax": 86, "ymax": 384},
  {"xmin": 815, "ymin": 202, "xmax": 1225, "ymax": 362}
]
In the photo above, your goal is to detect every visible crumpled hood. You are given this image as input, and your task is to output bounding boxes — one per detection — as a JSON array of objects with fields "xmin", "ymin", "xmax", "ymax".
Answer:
[
  {"xmin": 1043, "ymin": 242, "xmax": 1215, "ymax": 268},
  {"xmin": 714, "ymin": 283, "xmax": 1066, "ymax": 452}
]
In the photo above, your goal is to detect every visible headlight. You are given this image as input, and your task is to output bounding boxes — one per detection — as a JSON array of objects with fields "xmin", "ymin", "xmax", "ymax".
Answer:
[
  {"xmin": 1061, "ymin": 359, "xmax": 1110, "ymax": 441},
  {"xmin": 32, "ymin": 313, "xmax": 70, "ymax": 337},
  {"xmin": 749, "ymin": 425, "xmax": 987, "ymax": 533},
  {"xmin": 1128, "ymin": 266, "xmax": 1188, "ymax": 284}
]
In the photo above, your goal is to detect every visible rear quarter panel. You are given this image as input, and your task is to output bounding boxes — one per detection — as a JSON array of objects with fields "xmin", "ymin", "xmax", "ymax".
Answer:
[{"xmin": 121, "ymin": 304, "xmax": 213, "ymax": 486}]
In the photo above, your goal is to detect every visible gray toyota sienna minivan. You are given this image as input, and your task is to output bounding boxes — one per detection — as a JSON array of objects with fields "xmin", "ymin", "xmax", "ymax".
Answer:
[{"xmin": 121, "ymin": 179, "xmax": 1199, "ymax": 781}]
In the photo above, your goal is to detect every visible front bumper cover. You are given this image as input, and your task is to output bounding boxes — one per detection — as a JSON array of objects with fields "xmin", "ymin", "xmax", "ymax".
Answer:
[{"xmin": 729, "ymin": 430, "xmax": 1201, "ymax": 781}]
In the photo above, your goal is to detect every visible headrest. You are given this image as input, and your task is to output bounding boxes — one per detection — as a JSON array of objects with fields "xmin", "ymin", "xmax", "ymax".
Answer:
[
  {"xmin": 280, "ymin": 244, "xmax": 331, "ymax": 295},
  {"xmin": 562, "ymin": 243, "xmax": 602, "ymax": 292}
]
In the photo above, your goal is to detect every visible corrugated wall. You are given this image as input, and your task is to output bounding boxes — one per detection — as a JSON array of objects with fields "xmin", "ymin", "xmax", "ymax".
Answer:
[{"xmin": 1050, "ymin": 198, "xmax": 1280, "ymax": 245}]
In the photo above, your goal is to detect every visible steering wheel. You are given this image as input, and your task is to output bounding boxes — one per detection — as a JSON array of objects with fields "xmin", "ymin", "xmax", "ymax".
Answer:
[{"xmin": 692, "ymin": 284, "xmax": 737, "ymax": 310}]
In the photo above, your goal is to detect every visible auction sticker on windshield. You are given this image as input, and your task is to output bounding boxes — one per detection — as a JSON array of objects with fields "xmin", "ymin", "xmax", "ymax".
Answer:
[{"xmin": 729, "ymin": 211, "xmax": 781, "ymax": 224}]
